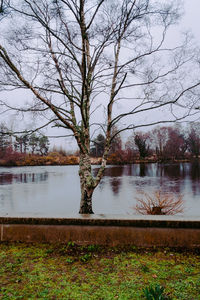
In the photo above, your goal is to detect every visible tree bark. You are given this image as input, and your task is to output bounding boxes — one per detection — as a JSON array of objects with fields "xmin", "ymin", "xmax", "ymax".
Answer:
[
  {"xmin": 79, "ymin": 189, "xmax": 94, "ymax": 214},
  {"xmin": 79, "ymin": 152, "xmax": 95, "ymax": 214}
]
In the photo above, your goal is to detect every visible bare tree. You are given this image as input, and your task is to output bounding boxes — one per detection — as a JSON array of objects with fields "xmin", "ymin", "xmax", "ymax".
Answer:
[
  {"xmin": 151, "ymin": 126, "xmax": 169, "ymax": 159},
  {"xmin": 151, "ymin": 125, "xmax": 188, "ymax": 160},
  {"xmin": 164, "ymin": 125, "xmax": 187, "ymax": 160},
  {"xmin": 187, "ymin": 123, "xmax": 200, "ymax": 158},
  {"xmin": 0, "ymin": 0, "xmax": 200, "ymax": 213},
  {"xmin": 109, "ymin": 126, "xmax": 122, "ymax": 154}
]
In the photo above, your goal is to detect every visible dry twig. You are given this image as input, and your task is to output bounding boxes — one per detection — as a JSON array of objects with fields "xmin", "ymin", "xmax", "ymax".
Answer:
[{"xmin": 134, "ymin": 191, "xmax": 184, "ymax": 215}]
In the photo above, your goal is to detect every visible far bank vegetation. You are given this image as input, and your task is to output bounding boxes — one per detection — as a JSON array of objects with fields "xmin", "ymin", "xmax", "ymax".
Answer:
[{"xmin": 0, "ymin": 123, "xmax": 200, "ymax": 166}]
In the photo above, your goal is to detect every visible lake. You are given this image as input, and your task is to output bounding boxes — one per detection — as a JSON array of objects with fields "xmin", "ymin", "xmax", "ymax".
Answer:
[{"xmin": 0, "ymin": 162, "xmax": 200, "ymax": 217}]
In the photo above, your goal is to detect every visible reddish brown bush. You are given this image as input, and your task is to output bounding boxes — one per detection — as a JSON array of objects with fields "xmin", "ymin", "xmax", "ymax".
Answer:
[
  {"xmin": 0, "ymin": 147, "xmax": 25, "ymax": 166},
  {"xmin": 134, "ymin": 190, "xmax": 184, "ymax": 215}
]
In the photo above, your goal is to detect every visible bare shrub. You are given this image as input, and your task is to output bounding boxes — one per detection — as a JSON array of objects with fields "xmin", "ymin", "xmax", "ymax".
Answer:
[{"xmin": 134, "ymin": 191, "xmax": 184, "ymax": 215}]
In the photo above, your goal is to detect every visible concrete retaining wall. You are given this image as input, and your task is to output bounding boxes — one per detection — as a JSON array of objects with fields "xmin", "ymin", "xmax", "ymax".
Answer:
[{"xmin": 0, "ymin": 215, "xmax": 200, "ymax": 248}]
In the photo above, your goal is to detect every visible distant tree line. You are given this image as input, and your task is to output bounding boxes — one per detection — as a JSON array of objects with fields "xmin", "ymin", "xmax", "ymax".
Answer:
[
  {"xmin": 91, "ymin": 123, "xmax": 200, "ymax": 162},
  {"xmin": 0, "ymin": 123, "xmax": 49, "ymax": 159},
  {"xmin": 1, "ymin": 122, "xmax": 200, "ymax": 162},
  {"xmin": 126, "ymin": 123, "xmax": 200, "ymax": 161}
]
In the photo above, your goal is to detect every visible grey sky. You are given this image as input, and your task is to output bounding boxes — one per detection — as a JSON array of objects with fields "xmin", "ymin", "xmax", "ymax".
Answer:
[
  {"xmin": 63, "ymin": 0, "xmax": 200, "ymax": 151},
  {"xmin": 183, "ymin": 0, "xmax": 200, "ymax": 43},
  {"xmin": 1, "ymin": 0, "xmax": 200, "ymax": 151}
]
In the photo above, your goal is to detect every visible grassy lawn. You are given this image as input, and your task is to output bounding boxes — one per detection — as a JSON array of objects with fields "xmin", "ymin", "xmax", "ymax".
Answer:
[{"xmin": 0, "ymin": 242, "xmax": 200, "ymax": 299}]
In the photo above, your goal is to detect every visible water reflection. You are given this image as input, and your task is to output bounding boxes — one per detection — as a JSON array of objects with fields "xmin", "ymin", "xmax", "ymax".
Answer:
[
  {"xmin": 159, "ymin": 164, "xmax": 184, "ymax": 179},
  {"xmin": 0, "ymin": 172, "xmax": 48, "ymax": 185},
  {"xmin": 103, "ymin": 166, "xmax": 124, "ymax": 177},
  {"xmin": 190, "ymin": 161, "xmax": 200, "ymax": 195},
  {"xmin": 123, "ymin": 164, "xmax": 153, "ymax": 177},
  {"xmin": 110, "ymin": 178, "xmax": 121, "ymax": 195},
  {"xmin": 93, "ymin": 166, "xmax": 124, "ymax": 194},
  {"xmin": 0, "ymin": 162, "xmax": 199, "ymax": 217},
  {"xmin": 190, "ymin": 161, "xmax": 200, "ymax": 180},
  {"xmin": 139, "ymin": 164, "xmax": 146, "ymax": 177}
]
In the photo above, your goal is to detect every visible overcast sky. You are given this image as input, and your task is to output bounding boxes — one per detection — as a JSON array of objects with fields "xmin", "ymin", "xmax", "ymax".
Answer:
[
  {"xmin": 1, "ymin": 0, "xmax": 200, "ymax": 151},
  {"xmin": 183, "ymin": 0, "xmax": 200, "ymax": 44},
  {"xmin": 60, "ymin": 0, "xmax": 200, "ymax": 151}
]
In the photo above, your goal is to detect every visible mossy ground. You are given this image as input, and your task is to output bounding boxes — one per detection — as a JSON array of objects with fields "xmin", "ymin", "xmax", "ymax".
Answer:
[{"xmin": 0, "ymin": 242, "xmax": 200, "ymax": 299}]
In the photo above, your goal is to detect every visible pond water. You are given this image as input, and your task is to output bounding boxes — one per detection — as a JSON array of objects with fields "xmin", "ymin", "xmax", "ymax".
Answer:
[{"xmin": 0, "ymin": 162, "xmax": 200, "ymax": 217}]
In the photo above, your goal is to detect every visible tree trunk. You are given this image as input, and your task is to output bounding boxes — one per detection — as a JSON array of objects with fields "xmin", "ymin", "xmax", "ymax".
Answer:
[
  {"xmin": 79, "ymin": 152, "xmax": 95, "ymax": 214},
  {"xmin": 79, "ymin": 189, "xmax": 94, "ymax": 214}
]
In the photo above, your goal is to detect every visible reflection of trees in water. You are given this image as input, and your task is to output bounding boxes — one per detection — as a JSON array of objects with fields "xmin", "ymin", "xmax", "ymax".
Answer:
[
  {"xmin": 190, "ymin": 161, "xmax": 200, "ymax": 180},
  {"xmin": 105, "ymin": 167, "xmax": 123, "ymax": 195},
  {"xmin": 0, "ymin": 174, "xmax": 13, "ymax": 185},
  {"xmin": 82, "ymin": 163, "xmax": 200, "ymax": 198},
  {"xmin": 104, "ymin": 166, "xmax": 124, "ymax": 177},
  {"xmin": 93, "ymin": 165, "xmax": 124, "ymax": 178},
  {"xmin": 191, "ymin": 181, "xmax": 200, "ymax": 196},
  {"xmin": 139, "ymin": 164, "xmax": 146, "ymax": 177},
  {"xmin": 0, "ymin": 172, "xmax": 48, "ymax": 185},
  {"xmin": 96, "ymin": 163, "xmax": 200, "ymax": 201},
  {"xmin": 123, "ymin": 165, "xmax": 133, "ymax": 176},
  {"xmin": 110, "ymin": 178, "xmax": 121, "ymax": 195},
  {"xmin": 128, "ymin": 164, "xmax": 183, "ymax": 195},
  {"xmin": 157, "ymin": 162, "xmax": 200, "ymax": 181},
  {"xmin": 190, "ymin": 161, "xmax": 200, "ymax": 195},
  {"xmin": 156, "ymin": 162, "xmax": 200, "ymax": 195},
  {"xmin": 156, "ymin": 164, "xmax": 185, "ymax": 195},
  {"xmin": 123, "ymin": 164, "xmax": 153, "ymax": 177},
  {"xmin": 93, "ymin": 166, "xmax": 124, "ymax": 194},
  {"xmin": 158, "ymin": 164, "xmax": 184, "ymax": 179}
]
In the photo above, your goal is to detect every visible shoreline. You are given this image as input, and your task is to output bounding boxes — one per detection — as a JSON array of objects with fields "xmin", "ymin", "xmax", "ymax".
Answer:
[{"xmin": 0, "ymin": 157, "xmax": 198, "ymax": 167}]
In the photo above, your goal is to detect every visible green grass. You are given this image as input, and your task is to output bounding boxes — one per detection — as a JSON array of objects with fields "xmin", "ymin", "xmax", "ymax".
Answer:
[{"xmin": 0, "ymin": 243, "xmax": 200, "ymax": 299}]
